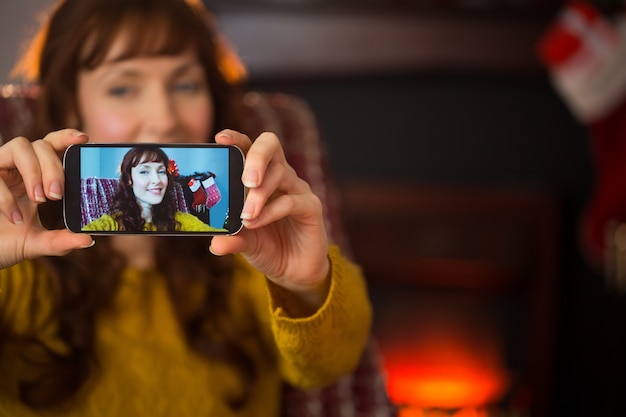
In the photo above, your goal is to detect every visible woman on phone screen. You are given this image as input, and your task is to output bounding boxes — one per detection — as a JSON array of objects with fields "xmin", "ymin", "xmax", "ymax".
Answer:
[{"xmin": 83, "ymin": 146, "xmax": 226, "ymax": 232}]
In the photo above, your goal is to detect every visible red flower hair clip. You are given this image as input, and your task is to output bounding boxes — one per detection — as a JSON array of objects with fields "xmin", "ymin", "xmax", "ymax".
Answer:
[{"xmin": 168, "ymin": 159, "xmax": 180, "ymax": 177}]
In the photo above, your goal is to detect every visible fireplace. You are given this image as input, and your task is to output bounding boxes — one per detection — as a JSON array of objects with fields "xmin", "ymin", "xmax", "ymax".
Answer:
[
  {"xmin": 339, "ymin": 181, "xmax": 559, "ymax": 416},
  {"xmin": 375, "ymin": 284, "xmax": 527, "ymax": 416}
]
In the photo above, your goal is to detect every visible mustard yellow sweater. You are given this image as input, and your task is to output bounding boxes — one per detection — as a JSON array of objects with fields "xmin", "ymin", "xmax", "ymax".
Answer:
[
  {"xmin": 83, "ymin": 212, "xmax": 227, "ymax": 232},
  {"xmin": 0, "ymin": 246, "xmax": 371, "ymax": 416}
]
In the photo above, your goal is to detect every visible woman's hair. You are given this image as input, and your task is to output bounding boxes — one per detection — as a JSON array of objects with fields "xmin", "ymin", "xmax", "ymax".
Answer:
[
  {"xmin": 112, "ymin": 147, "xmax": 177, "ymax": 231},
  {"xmin": 6, "ymin": 0, "xmax": 269, "ymax": 410}
]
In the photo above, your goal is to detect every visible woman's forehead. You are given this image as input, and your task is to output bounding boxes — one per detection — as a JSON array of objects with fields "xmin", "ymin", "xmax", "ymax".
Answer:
[{"xmin": 102, "ymin": 29, "xmax": 192, "ymax": 64}]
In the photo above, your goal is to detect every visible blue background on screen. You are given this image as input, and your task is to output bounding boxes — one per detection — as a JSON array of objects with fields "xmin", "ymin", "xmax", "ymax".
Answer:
[{"xmin": 80, "ymin": 146, "xmax": 231, "ymax": 228}]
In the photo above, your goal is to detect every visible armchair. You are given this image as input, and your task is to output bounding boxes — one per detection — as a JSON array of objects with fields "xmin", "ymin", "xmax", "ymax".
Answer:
[{"xmin": 0, "ymin": 84, "xmax": 397, "ymax": 417}]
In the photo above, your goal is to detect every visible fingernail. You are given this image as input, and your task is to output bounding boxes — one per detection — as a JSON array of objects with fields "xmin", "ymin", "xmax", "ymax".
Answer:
[
  {"xmin": 73, "ymin": 130, "xmax": 87, "ymax": 137},
  {"xmin": 81, "ymin": 240, "xmax": 95, "ymax": 249},
  {"xmin": 217, "ymin": 130, "xmax": 232, "ymax": 139},
  {"xmin": 208, "ymin": 245, "xmax": 222, "ymax": 256},
  {"xmin": 242, "ymin": 169, "xmax": 259, "ymax": 188},
  {"xmin": 242, "ymin": 218, "xmax": 257, "ymax": 228},
  {"xmin": 12, "ymin": 210, "xmax": 23, "ymax": 225},
  {"xmin": 34, "ymin": 184, "xmax": 46, "ymax": 203},
  {"xmin": 49, "ymin": 181, "xmax": 63, "ymax": 200},
  {"xmin": 240, "ymin": 200, "xmax": 255, "ymax": 220}
]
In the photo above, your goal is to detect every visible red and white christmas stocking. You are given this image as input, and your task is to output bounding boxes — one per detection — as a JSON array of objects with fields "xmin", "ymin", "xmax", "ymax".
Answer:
[
  {"xmin": 188, "ymin": 177, "xmax": 207, "ymax": 211},
  {"xmin": 539, "ymin": 0, "xmax": 626, "ymax": 269},
  {"xmin": 202, "ymin": 174, "xmax": 221, "ymax": 209}
]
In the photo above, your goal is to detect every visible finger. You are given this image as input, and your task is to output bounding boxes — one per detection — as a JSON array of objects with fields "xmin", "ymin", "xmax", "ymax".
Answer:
[
  {"xmin": 0, "ymin": 177, "xmax": 23, "ymax": 224},
  {"xmin": 23, "ymin": 229, "xmax": 94, "ymax": 258},
  {"xmin": 0, "ymin": 136, "xmax": 46, "ymax": 204},
  {"xmin": 242, "ymin": 132, "xmax": 286, "ymax": 189},
  {"xmin": 243, "ymin": 192, "xmax": 323, "ymax": 230},
  {"xmin": 40, "ymin": 130, "xmax": 88, "ymax": 200},
  {"xmin": 240, "ymin": 160, "xmax": 285, "ymax": 220},
  {"xmin": 42, "ymin": 129, "xmax": 89, "ymax": 155},
  {"xmin": 215, "ymin": 129, "xmax": 252, "ymax": 153},
  {"xmin": 32, "ymin": 139, "xmax": 66, "ymax": 201},
  {"xmin": 0, "ymin": 130, "xmax": 87, "ymax": 204},
  {"xmin": 209, "ymin": 232, "xmax": 252, "ymax": 256}
]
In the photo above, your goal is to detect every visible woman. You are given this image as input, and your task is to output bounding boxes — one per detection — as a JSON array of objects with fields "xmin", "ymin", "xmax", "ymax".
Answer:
[
  {"xmin": 83, "ymin": 146, "xmax": 226, "ymax": 232},
  {"xmin": 0, "ymin": 0, "xmax": 372, "ymax": 415}
]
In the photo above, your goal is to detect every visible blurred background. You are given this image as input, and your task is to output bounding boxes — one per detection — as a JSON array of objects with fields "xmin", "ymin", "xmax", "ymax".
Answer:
[{"xmin": 2, "ymin": 0, "xmax": 624, "ymax": 416}]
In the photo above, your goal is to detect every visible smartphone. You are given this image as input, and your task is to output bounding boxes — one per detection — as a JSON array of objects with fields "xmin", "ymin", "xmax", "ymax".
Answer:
[{"xmin": 63, "ymin": 143, "xmax": 245, "ymax": 235}]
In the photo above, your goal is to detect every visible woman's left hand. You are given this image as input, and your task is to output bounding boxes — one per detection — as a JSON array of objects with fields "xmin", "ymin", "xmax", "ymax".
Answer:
[{"xmin": 210, "ymin": 130, "xmax": 330, "ymax": 314}]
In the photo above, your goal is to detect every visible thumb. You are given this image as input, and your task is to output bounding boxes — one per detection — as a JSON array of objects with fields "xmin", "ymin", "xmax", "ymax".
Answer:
[
  {"xmin": 25, "ymin": 230, "xmax": 94, "ymax": 258},
  {"xmin": 209, "ymin": 232, "xmax": 252, "ymax": 256}
]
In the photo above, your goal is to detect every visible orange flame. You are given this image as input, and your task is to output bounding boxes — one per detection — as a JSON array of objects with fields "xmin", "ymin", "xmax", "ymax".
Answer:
[
  {"xmin": 382, "ymin": 338, "xmax": 510, "ymax": 409},
  {"xmin": 387, "ymin": 363, "xmax": 509, "ymax": 408}
]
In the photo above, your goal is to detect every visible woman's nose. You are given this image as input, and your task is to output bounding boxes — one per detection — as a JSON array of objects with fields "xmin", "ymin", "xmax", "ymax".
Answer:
[
  {"xmin": 143, "ymin": 88, "xmax": 179, "ymax": 140},
  {"xmin": 148, "ymin": 171, "xmax": 162, "ymax": 183}
]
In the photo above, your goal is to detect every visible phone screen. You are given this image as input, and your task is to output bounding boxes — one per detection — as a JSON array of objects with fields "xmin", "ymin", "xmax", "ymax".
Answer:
[{"xmin": 63, "ymin": 143, "xmax": 245, "ymax": 235}]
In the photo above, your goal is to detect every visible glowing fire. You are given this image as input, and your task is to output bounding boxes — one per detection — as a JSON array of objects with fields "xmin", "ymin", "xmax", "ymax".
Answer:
[
  {"xmin": 381, "ymin": 333, "xmax": 510, "ymax": 410},
  {"xmin": 386, "ymin": 362, "xmax": 509, "ymax": 408}
]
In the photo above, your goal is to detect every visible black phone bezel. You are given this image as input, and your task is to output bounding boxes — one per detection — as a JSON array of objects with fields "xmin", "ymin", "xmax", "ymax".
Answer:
[{"xmin": 62, "ymin": 143, "xmax": 245, "ymax": 235}]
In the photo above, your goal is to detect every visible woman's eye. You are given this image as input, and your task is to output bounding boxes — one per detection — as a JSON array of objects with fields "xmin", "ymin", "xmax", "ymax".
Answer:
[
  {"xmin": 158, "ymin": 169, "xmax": 167, "ymax": 175},
  {"xmin": 173, "ymin": 81, "xmax": 201, "ymax": 93},
  {"xmin": 107, "ymin": 85, "xmax": 133, "ymax": 97}
]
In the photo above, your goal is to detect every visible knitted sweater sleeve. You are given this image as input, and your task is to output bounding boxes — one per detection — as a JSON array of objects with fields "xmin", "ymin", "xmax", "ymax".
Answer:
[{"xmin": 267, "ymin": 245, "xmax": 372, "ymax": 389}]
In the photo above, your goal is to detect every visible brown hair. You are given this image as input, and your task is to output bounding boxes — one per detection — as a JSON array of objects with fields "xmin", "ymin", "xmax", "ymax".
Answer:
[{"xmin": 8, "ymin": 0, "xmax": 268, "ymax": 410}]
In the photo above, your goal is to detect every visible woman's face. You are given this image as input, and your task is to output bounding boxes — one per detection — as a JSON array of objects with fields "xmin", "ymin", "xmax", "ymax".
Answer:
[
  {"xmin": 130, "ymin": 160, "xmax": 169, "ymax": 207},
  {"xmin": 77, "ymin": 34, "xmax": 213, "ymax": 144}
]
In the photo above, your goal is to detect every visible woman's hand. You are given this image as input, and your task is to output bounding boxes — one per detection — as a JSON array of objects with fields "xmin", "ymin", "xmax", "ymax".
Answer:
[
  {"xmin": 0, "ymin": 130, "xmax": 94, "ymax": 269},
  {"xmin": 210, "ymin": 130, "xmax": 330, "ymax": 315}
]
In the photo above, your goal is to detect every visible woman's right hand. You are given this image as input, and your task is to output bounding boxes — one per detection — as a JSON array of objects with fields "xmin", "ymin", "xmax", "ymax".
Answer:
[{"xmin": 0, "ymin": 129, "xmax": 94, "ymax": 269}]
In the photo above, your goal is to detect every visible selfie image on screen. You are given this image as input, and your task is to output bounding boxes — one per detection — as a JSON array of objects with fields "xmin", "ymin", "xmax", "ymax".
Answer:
[{"xmin": 79, "ymin": 146, "xmax": 230, "ymax": 233}]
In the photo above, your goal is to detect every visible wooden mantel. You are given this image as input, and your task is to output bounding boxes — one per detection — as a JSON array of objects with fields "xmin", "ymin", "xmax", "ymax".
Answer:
[{"xmin": 215, "ymin": 8, "xmax": 553, "ymax": 79}]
